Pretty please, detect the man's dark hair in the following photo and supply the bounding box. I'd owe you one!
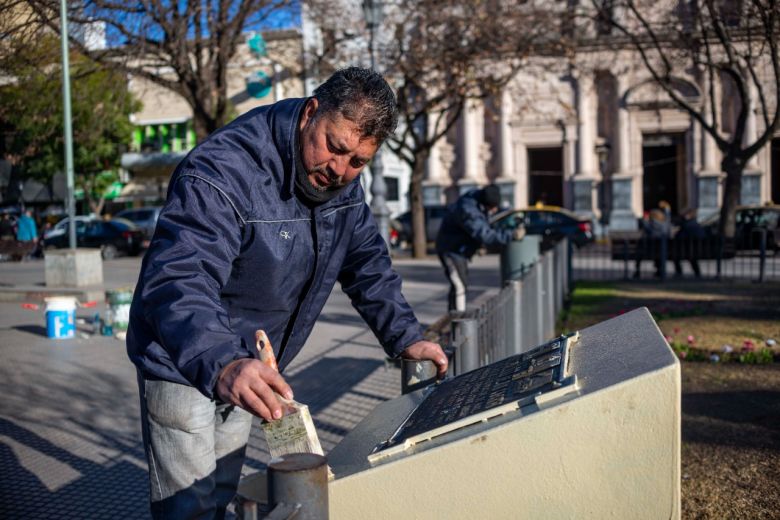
[313,67,398,143]
[479,184,502,209]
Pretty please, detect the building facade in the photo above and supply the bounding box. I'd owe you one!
[422,49,778,232]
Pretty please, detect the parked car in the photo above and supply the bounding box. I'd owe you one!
[43,215,94,243]
[491,205,594,248]
[701,205,780,252]
[45,218,145,259]
[389,205,448,248]
[115,206,163,241]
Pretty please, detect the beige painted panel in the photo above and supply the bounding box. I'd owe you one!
[330,366,680,519]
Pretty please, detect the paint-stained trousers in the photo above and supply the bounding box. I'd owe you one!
[438,252,469,312]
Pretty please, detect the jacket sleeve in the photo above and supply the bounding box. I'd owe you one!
[456,200,513,247]
[139,173,253,398]
[337,203,425,358]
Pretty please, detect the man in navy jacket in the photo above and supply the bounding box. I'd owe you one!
[435,185,523,312]
[127,67,447,518]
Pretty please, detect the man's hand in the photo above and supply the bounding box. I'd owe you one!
[216,358,294,422]
[512,225,526,241]
[401,340,449,378]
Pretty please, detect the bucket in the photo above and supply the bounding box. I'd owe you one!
[45,297,78,339]
[106,289,133,331]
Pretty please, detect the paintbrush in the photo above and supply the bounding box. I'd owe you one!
[255,330,327,464]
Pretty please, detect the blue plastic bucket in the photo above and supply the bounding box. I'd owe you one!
[45,297,77,339]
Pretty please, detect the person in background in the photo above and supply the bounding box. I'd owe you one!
[634,208,668,278]
[0,213,15,241]
[15,209,38,260]
[435,185,525,312]
[673,208,705,278]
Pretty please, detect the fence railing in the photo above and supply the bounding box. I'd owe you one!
[447,239,570,376]
[572,229,778,282]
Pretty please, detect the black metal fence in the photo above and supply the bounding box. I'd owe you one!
[448,239,570,375]
[572,229,778,282]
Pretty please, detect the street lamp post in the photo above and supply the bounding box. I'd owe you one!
[595,141,611,237]
[362,0,390,245]
[60,0,76,249]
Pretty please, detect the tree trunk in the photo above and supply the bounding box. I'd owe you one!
[718,157,743,238]
[410,149,430,259]
[192,108,219,143]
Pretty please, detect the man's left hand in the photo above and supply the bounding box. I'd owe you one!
[401,340,448,378]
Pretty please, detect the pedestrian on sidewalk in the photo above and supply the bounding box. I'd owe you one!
[15,209,38,260]
[127,67,448,519]
[435,185,525,312]
[634,208,669,278]
[673,208,705,278]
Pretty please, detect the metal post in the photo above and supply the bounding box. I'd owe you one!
[401,359,437,394]
[505,280,522,355]
[59,0,76,249]
[362,0,390,246]
[622,238,629,280]
[659,235,668,280]
[756,228,766,283]
[715,235,723,281]
[267,453,329,520]
[566,237,572,293]
[451,317,479,375]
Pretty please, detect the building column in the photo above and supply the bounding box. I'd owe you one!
[495,89,516,207]
[741,81,763,205]
[459,99,489,194]
[610,73,639,230]
[424,111,450,205]
[572,71,597,215]
[696,67,723,220]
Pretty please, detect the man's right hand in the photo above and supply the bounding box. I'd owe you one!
[215,358,294,422]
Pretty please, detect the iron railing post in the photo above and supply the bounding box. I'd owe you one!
[504,280,522,356]
[401,359,437,394]
[451,317,479,375]
[756,228,767,283]
[267,453,329,520]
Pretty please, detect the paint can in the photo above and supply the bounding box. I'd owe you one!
[44,297,78,339]
[105,289,133,331]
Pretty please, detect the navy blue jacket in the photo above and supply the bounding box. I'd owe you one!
[127,98,424,398]
[435,190,512,259]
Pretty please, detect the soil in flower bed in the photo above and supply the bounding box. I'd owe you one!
[681,362,780,519]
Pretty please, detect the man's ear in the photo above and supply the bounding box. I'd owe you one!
[299,98,319,131]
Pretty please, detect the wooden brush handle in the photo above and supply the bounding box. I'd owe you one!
[255,329,279,372]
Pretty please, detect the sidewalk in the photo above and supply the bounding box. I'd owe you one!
[0,253,501,518]
[0,257,142,303]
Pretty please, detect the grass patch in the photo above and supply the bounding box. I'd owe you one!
[559,280,780,363]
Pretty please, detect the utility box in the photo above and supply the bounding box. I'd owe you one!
[327,307,680,519]
[500,234,541,282]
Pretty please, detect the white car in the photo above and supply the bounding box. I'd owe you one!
[43,216,94,242]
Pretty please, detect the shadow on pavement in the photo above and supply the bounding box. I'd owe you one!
[0,418,149,518]
[12,325,48,337]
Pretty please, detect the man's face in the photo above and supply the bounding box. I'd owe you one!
[298,99,378,192]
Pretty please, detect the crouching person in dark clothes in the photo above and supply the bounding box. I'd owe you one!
[126,68,448,519]
[435,185,525,312]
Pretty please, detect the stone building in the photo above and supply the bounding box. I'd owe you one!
[302,1,779,231]
[420,18,779,232]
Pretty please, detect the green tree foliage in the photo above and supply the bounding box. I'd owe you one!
[0,35,140,211]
